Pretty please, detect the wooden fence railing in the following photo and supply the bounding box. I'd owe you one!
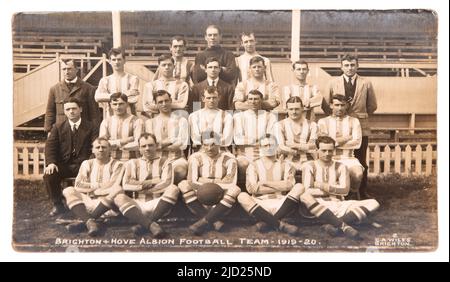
[13,141,437,180]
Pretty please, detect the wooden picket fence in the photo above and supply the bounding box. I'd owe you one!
[13,141,437,180]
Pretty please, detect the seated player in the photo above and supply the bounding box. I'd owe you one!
[237,134,302,236]
[233,56,280,111]
[189,86,233,151]
[317,94,364,198]
[62,137,124,237]
[300,136,380,238]
[113,133,180,237]
[178,132,241,235]
[145,90,188,184]
[274,96,318,174]
[99,92,143,161]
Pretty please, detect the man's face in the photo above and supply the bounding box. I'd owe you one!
[205,61,220,79]
[93,140,111,160]
[205,27,221,48]
[250,61,265,79]
[160,59,175,78]
[139,137,157,160]
[241,34,256,53]
[332,99,348,117]
[341,59,358,77]
[110,98,128,116]
[203,91,219,109]
[317,142,335,163]
[287,103,303,121]
[170,39,185,58]
[260,138,277,157]
[63,102,82,121]
[155,94,172,114]
[61,61,77,81]
[109,53,125,72]
[293,63,309,81]
[203,141,220,158]
[247,93,262,111]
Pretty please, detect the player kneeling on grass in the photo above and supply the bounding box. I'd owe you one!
[113,133,180,238]
[300,135,380,239]
[63,137,124,237]
[178,132,241,235]
[237,134,303,236]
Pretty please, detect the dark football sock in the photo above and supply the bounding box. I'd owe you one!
[308,202,343,228]
[186,200,208,217]
[151,199,174,222]
[274,196,298,220]
[341,207,370,224]
[205,203,230,223]
[123,206,152,228]
[251,206,280,229]
[90,202,110,219]
[70,203,90,221]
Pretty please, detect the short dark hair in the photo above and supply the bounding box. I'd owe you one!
[248,89,263,98]
[61,59,78,68]
[204,56,221,67]
[249,56,265,67]
[154,89,172,101]
[139,133,157,144]
[315,135,336,148]
[93,137,110,147]
[341,54,358,64]
[202,86,220,98]
[286,96,303,108]
[240,32,255,41]
[292,60,309,70]
[108,47,125,59]
[63,97,82,107]
[109,92,128,103]
[201,130,220,143]
[331,94,349,104]
[206,25,221,34]
[158,54,174,65]
[171,36,187,46]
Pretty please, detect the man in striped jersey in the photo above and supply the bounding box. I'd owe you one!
[95,47,139,117]
[189,86,233,152]
[280,60,324,121]
[233,56,280,111]
[62,137,124,236]
[99,93,143,161]
[143,54,189,116]
[113,133,180,237]
[145,90,188,184]
[317,94,364,198]
[237,134,301,236]
[274,96,318,175]
[178,132,240,235]
[300,136,379,238]
[233,90,278,189]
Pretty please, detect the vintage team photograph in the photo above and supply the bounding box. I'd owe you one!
[11,10,438,252]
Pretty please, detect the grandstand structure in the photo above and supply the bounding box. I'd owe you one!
[12,10,437,178]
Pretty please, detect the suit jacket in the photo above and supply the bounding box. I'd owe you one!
[45,119,99,167]
[190,79,235,112]
[326,74,377,136]
[44,78,101,132]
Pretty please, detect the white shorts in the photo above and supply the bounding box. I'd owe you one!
[317,198,374,218]
[135,198,162,217]
[254,194,287,215]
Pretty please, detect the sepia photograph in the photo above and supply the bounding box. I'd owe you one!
[7,6,444,256]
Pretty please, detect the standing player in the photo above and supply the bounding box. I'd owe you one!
[236,32,274,83]
[178,132,240,235]
[99,93,143,161]
[318,94,364,198]
[62,137,124,236]
[237,134,302,236]
[113,133,180,237]
[95,47,139,117]
[189,86,233,151]
[300,136,379,238]
[233,56,280,111]
[281,60,323,121]
[145,90,189,184]
[143,54,189,115]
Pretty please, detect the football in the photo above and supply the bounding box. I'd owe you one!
[197,183,225,206]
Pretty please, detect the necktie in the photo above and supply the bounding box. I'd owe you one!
[71,124,78,156]
[211,80,215,87]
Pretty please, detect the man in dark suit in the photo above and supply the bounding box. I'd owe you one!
[44,97,99,216]
[325,54,377,199]
[44,59,101,134]
[190,57,235,112]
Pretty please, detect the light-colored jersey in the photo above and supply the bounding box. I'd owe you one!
[236,53,273,83]
[189,108,233,147]
[95,73,139,117]
[233,79,280,109]
[281,84,323,120]
[145,113,189,161]
[246,158,296,195]
[143,78,189,113]
[75,158,124,191]
[153,57,193,84]
[99,114,143,160]
[302,160,350,199]
[233,110,277,160]
[122,157,172,189]
[317,115,362,158]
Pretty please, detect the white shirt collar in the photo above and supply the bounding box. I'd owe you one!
[207,78,219,86]
[344,74,356,84]
[65,77,78,84]
[68,118,81,130]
